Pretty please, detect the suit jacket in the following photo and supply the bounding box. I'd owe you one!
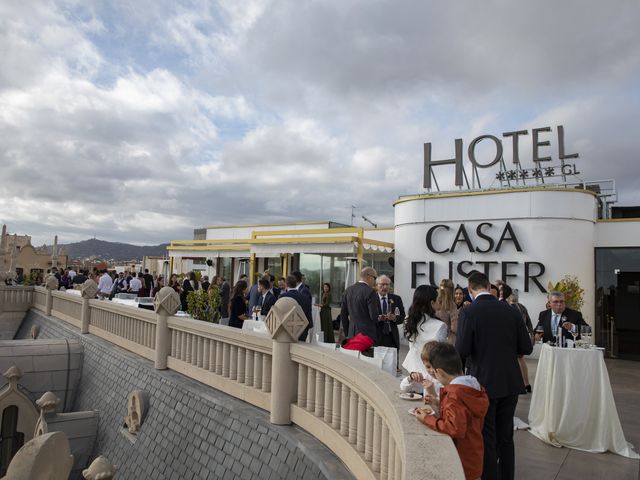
[535,307,586,343]
[298,284,312,303]
[279,289,312,341]
[260,291,277,317]
[455,294,533,399]
[375,292,406,348]
[340,282,379,344]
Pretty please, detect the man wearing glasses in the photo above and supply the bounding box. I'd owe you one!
[534,292,587,344]
[340,267,380,344]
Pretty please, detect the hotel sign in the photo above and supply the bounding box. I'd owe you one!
[410,222,547,293]
[423,125,579,189]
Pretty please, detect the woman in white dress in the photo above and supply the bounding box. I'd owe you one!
[402,285,448,376]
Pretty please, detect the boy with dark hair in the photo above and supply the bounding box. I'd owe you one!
[415,342,489,480]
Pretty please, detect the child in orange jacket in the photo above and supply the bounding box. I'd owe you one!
[415,342,489,480]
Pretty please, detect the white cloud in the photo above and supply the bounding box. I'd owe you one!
[1,0,639,248]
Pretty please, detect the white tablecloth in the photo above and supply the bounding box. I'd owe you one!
[528,344,639,458]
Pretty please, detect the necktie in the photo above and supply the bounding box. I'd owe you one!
[260,294,265,306]
[552,314,559,333]
[382,297,388,314]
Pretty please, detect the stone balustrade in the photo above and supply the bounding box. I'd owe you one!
[4,285,465,480]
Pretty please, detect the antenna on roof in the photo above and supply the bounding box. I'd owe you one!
[361,216,377,228]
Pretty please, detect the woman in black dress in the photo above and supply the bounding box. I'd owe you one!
[319,282,335,343]
[229,280,249,328]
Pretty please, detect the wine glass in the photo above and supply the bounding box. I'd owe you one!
[570,326,579,348]
[534,325,545,344]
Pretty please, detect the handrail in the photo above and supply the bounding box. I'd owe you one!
[1,285,465,480]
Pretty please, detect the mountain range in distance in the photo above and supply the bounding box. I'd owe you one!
[44,238,169,261]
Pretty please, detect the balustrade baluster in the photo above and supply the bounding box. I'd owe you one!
[332,382,341,429]
[245,350,254,385]
[380,424,389,479]
[297,365,308,406]
[170,330,177,357]
[394,447,401,480]
[237,347,245,383]
[254,352,263,389]
[229,345,238,379]
[197,337,204,368]
[340,385,350,436]
[214,341,222,374]
[356,396,366,452]
[348,390,358,444]
[181,331,188,361]
[261,355,271,392]
[323,375,333,424]
[373,413,382,472]
[176,331,182,359]
[208,339,216,372]
[222,343,230,377]
[314,372,324,418]
[365,404,374,461]
[185,333,193,364]
[388,438,396,480]
[202,338,210,370]
[191,335,198,366]
[306,369,316,412]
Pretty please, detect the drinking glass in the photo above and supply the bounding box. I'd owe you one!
[580,325,592,347]
[535,326,545,344]
[571,327,579,348]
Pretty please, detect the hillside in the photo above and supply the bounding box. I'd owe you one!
[46,238,168,261]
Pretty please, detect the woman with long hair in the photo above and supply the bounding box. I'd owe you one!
[180,271,200,311]
[435,278,458,344]
[319,282,335,343]
[454,285,466,309]
[401,285,448,375]
[228,280,249,328]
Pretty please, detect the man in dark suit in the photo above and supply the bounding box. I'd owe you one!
[258,277,277,317]
[292,271,312,303]
[456,271,532,480]
[376,275,406,374]
[279,275,312,341]
[374,275,405,349]
[534,291,587,345]
[340,267,380,344]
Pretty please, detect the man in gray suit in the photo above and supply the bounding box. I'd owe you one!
[340,267,380,344]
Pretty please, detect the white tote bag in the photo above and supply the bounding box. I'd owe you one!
[374,346,397,375]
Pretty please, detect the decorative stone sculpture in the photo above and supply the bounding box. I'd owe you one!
[0,366,39,444]
[34,392,61,437]
[3,431,73,480]
[44,273,59,291]
[81,279,99,299]
[265,297,309,342]
[153,286,180,316]
[123,390,146,434]
[83,455,117,480]
[31,324,40,339]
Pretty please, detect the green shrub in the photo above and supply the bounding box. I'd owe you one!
[186,285,221,323]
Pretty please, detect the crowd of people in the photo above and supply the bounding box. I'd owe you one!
[35,262,589,479]
[340,266,586,480]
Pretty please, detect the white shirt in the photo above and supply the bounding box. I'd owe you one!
[401,314,448,375]
[129,277,142,292]
[68,269,76,279]
[98,273,113,294]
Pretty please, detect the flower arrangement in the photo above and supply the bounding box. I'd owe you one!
[547,275,585,311]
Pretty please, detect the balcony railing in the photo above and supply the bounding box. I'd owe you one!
[7,285,464,480]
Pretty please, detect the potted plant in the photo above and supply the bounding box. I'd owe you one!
[547,275,585,311]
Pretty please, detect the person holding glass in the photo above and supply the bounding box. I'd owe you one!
[534,291,587,346]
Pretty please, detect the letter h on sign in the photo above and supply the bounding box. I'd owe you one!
[423,140,464,189]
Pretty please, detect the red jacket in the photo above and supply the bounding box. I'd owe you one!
[422,381,489,480]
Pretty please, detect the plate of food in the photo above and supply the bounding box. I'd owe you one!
[408,406,433,416]
[399,392,423,401]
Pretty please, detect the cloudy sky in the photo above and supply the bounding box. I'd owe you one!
[1,1,639,246]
